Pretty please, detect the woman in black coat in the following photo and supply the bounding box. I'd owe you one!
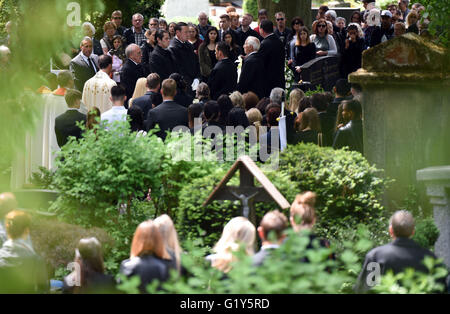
[342,24,365,78]
[291,26,316,82]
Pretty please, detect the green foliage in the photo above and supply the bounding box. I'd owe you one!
[373,256,448,294]
[243,0,258,19]
[50,121,166,227]
[421,0,450,47]
[30,167,55,189]
[30,216,113,274]
[278,143,390,227]
[412,218,440,251]
[305,85,325,97]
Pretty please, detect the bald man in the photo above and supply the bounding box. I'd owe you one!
[355,210,446,293]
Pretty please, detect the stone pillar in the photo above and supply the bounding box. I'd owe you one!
[349,33,450,205]
[417,166,450,268]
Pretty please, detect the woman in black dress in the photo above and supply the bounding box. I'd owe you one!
[291,26,316,82]
[292,107,321,146]
[223,30,242,63]
[342,24,365,78]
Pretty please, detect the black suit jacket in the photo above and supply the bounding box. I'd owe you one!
[258,33,286,97]
[150,45,176,81]
[237,52,265,99]
[332,119,363,154]
[93,38,103,56]
[207,58,237,100]
[120,59,147,107]
[120,255,168,294]
[54,109,87,147]
[355,238,446,293]
[236,27,261,47]
[70,54,99,92]
[146,100,189,140]
[132,91,163,119]
[169,38,200,86]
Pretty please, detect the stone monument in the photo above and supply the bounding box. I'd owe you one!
[349,33,450,206]
[417,166,450,268]
[161,0,210,20]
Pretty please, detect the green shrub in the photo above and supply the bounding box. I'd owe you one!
[50,122,166,228]
[277,143,390,228]
[412,218,440,250]
[30,216,113,274]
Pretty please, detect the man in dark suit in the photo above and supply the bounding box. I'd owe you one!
[150,30,176,81]
[146,78,188,140]
[237,36,264,99]
[236,13,261,47]
[120,43,146,108]
[274,11,292,48]
[253,210,288,267]
[258,20,286,97]
[169,22,200,88]
[54,89,87,147]
[123,13,147,47]
[218,14,238,43]
[69,37,99,92]
[207,42,237,100]
[355,210,448,293]
[333,99,363,154]
[132,73,162,119]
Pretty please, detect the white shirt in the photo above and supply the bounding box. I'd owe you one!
[101,106,127,125]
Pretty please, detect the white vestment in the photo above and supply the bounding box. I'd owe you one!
[82,70,117,114]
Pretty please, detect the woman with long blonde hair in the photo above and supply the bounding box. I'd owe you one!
[128,77,147,108]
[207,217,256,273]
[154,214,182,273]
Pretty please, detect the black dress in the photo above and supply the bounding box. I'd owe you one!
[292,43,316,81]
[342,38,365,78]
[208,48,217,69]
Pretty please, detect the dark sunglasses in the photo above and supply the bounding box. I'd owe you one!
[293,21,302,25]
[112,17,122,20]
[276,18,285,21]
[318,24,326,28]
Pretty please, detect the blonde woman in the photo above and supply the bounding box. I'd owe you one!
[229,91,244,109]
[154,214,182,273]
[128,77,147,108]
[287,88,305,114]
[246,108,263,141]
[207,217,256,273]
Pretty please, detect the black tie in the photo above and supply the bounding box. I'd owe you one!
[87,57,97,73]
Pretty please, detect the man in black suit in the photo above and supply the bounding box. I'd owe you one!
[236,13,261,47]
[70,37,99,92]
[54,89,86,147]
[237,36,265,99]
[146,78,188,140]
[123,13,147,47]
[258,20,286,97]
[120,43,146,108]
[169,22,200,88]
[218,14,238,43]
[207,42,237,100]
[253,210,288,267]
[132,73,163,119]
[355,210,448,293]
[333,99,363,154]
[150,30,176,81]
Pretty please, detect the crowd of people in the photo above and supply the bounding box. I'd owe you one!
[0,191,447,293]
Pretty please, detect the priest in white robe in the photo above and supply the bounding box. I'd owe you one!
[82,54,117,114]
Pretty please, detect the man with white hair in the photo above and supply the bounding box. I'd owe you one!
[120,43,146,107]
[82,22,103,56]
[197,12,210,40]
[237,36,264,99]
[70,37,99,92]
[355,210,447,293]
[123,13,147,47]
[325,10,340,34]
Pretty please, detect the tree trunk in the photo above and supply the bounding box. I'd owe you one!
[257,0,312,29]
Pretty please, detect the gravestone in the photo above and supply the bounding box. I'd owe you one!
[417,166,450,268]
[161,0,210,19]
[299,56,340,91]
[349,33,450,206]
